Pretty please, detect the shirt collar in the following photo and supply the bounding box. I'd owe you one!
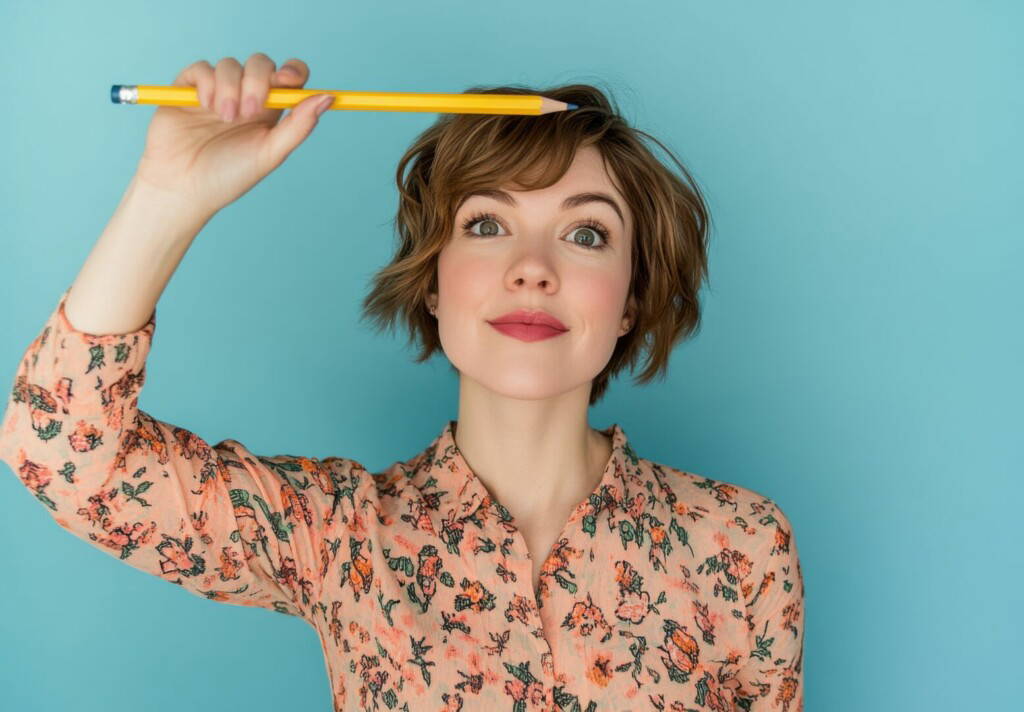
[409,419,640,540]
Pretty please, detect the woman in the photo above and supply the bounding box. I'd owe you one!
[0,53,803,710]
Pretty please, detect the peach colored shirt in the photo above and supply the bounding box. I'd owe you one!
[0,288,804,711]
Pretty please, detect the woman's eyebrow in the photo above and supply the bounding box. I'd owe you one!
[459,188,625,228]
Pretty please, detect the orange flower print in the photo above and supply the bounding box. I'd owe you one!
[776,672,801,711]
[67,419,103,453]
[13,456,53,495]
[774,522,792,555]
[613,559,639,589]
[504,593,535,626]
[52,376,72,410]
[281,482,313,526]
[724,548,754,585]
[585,651,614,688]
[714,483,739,510]
[74,486,115,527]
[658,619,700,683]
[215,543,245,582]
[342,536,374,601]
[614,587,651,625]
[692,600,717,645]
[155,534,203,577]
[18,377,57,416]
[502,663,547,709]
[93,518,157,560]
[232,501,262,545]
[693,670,734,712]
[779,599,803,639]
[747,568,777,609]
[309,460,337,498]
[356,653,391,710]
[412,543,444,609]
[562,592,613,641]
[455,578,496,613]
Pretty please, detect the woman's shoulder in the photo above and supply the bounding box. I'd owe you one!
[638,455,798,549]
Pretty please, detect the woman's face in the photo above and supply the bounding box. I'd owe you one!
[429,145,637,401]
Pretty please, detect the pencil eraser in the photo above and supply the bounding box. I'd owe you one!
[111,85,123,103]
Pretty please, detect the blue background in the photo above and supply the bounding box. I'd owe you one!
[1,1,1020,710]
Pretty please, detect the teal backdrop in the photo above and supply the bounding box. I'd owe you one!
[1,1,1020,710]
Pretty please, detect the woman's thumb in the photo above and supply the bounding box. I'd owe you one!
[263,94,333,168]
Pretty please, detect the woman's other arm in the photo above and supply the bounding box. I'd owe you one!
[728,499,805,710]
[0,287,366,621]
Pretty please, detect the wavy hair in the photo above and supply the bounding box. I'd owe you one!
[360,82,713,406]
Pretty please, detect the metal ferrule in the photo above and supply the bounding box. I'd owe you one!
[111,85,139,104]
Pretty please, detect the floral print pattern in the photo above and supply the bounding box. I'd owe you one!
[0,287,804,710]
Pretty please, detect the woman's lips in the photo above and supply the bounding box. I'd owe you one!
[488,322,568,342]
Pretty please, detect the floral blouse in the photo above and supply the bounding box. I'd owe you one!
[0,287,804,711]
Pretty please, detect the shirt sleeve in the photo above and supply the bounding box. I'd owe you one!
[0,287,354,625]
[729,497,805,711]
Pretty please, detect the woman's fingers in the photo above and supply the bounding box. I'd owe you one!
[274,58,310,87]
[213,56,243,121]
[171,59,215,111]
[239,53,277,119]
[170,55,310,119]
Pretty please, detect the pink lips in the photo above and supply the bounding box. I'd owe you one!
[489,308,567,331]
[489,322,567,342]
[487,308,569,343]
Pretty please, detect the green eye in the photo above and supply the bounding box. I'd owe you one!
[460,211,610,251]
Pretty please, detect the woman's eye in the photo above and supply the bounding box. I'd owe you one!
[567,226,607,250]
[469,217,502,236]
[461,213,610,251]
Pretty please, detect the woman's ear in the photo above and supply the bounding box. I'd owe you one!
[427,292,438,317]
[620,293,638,335]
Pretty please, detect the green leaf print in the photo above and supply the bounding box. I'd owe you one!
[250,492,292,542]
[619,520,636,548]
[86,344,105,372]
[36,418,62,442]
[58,461,75,484]
[121,479,153,507]
[384,547,415,577]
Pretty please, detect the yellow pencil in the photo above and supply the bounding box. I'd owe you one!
[110,85,578,115]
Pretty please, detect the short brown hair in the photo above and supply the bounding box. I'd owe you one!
[359,82,713,406]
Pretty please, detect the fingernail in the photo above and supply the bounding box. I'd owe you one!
[315,95,333,117]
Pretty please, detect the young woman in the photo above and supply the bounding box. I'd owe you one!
[0,53,803,711]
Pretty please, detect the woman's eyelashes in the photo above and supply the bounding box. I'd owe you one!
[459,210,611,251]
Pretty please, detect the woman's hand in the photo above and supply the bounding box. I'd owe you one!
[132,53,333,219]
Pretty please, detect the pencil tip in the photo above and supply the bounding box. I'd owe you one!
[567,103,578,110]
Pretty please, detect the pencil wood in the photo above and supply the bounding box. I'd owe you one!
[111,85,574,115]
